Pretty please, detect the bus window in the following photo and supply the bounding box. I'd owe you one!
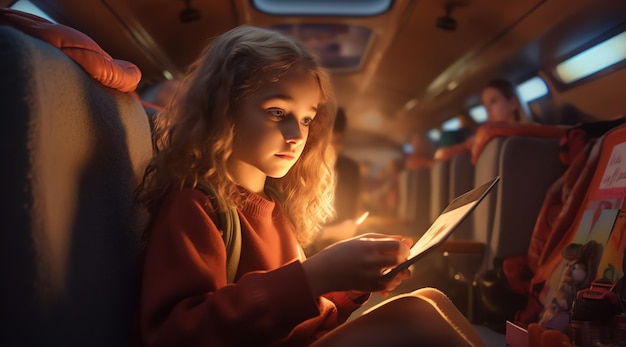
[556,30,626,84]
[10,0,56,22]
[517,76,549,104]
[469,105,488,124]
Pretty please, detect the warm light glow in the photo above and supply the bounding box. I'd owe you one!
[404,98,419,111]
[359,110,384,128]
[163,70,174,80]
[556,31,626,84]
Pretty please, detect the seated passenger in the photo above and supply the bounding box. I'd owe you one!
[404,132,436,170]
[480,78,524,124]
[132,25,484,347]
[435,112,478,160]
[435,78,523,160]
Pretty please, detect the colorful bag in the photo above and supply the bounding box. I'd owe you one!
[516,123,626,331]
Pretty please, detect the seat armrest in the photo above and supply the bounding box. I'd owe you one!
[436,239,485,254]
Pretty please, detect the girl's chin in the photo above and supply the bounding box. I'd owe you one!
[267,171,290,179]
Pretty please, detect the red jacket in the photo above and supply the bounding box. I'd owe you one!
[134,188,364,346]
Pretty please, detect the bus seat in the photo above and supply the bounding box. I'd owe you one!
[430,158,450,223]
[472,124,567,272]
[449,150,475,240]
[429,142,476,244]
[397,167,432,238]
[431,141,473,223]
[0,17,153,347]
[485,136,565,264]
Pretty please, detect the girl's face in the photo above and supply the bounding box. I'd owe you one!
[231,67,321,188]
[481,87,519,123]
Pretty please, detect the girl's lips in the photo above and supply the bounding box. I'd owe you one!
[275,153,295,160]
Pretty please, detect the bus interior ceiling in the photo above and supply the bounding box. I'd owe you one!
[26,0,626,168]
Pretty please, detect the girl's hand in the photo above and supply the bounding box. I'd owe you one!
[302,233,413,297]
[379,266,411,297]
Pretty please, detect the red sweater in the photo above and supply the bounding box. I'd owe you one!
[135,188,364,346]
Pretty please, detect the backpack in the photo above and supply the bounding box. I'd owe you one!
[194,181,287,283]
[195,180,241,283]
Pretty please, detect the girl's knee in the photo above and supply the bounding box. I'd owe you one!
[410,286,449,299]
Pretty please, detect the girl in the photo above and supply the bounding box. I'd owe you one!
[134,25,484,347]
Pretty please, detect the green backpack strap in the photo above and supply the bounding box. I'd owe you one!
[195,181,241,284]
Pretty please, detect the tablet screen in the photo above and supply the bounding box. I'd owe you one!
[406,202,475,260]
[381,176,499,279]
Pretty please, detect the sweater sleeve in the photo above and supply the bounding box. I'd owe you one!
[323,291,371,323]
[138,189,320,347]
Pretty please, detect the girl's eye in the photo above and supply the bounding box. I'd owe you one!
[268,108,284,119]
[301,117,314,126]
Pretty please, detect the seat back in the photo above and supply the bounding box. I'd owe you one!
[0,25,152,346]
[397,167,432,237]
[487,137,565,261]
[472,124,566,271]
[448,150,475,239]
[430,159,450,222]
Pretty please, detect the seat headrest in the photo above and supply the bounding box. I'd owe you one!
[0,23,152,345]
[434,142,471,162]
[471,122,567,164]
[0,8,141,92]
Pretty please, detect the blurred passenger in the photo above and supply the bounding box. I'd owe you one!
[481,78,524,123]
[435,79,522,160]
[369,158,405,216]
[437,112,479,149]
[133,25,484,347]
[434,113,479,160]
[404,132,435,170]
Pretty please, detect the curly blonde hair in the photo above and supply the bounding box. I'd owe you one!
[136,25,336,246]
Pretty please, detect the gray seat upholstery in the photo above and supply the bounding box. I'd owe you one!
[430,159,450,223]
[397,167,431,237]
[473,135,566,271]
[448,150,475,239]
[429,150,474,239]
[0,26,152,346]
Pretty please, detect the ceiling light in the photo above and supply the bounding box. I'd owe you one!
[404,98,419,111]
[446,80,459,90]
[436,3,457,32]
[179,0,200,23]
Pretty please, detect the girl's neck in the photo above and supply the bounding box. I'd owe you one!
[230,160,268,198]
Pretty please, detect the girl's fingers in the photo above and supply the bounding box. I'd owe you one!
[358,233,405,241]
[401,237,414,248]
[378,268,412,296]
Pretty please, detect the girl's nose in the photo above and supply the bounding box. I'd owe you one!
[282,118,305,144]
